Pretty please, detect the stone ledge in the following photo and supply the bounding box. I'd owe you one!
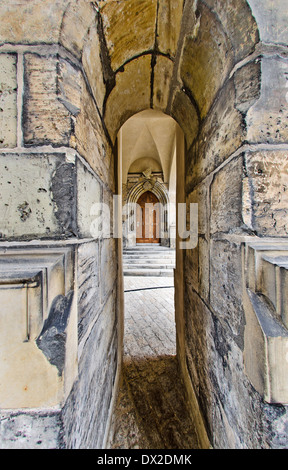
[0,246,77,409]
[243,240,288,404]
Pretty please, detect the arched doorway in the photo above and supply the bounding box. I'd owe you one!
[136,191,160,244]
[3,0,288,452]
[120,109,176,248]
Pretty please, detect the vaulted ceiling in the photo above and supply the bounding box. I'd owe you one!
[0,0,263,150]
[120,110,177,185]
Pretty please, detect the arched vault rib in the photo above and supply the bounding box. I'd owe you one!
[55,0,261,151]
[55,0,261,154]
[126,179,169,207]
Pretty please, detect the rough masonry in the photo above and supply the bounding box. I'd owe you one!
[0,0,288,449]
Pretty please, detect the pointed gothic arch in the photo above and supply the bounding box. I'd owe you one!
[123,177,172,247]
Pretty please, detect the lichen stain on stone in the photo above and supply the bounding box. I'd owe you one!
[17,201,32,222]
[50,162,77,237]
[36,291,74,376]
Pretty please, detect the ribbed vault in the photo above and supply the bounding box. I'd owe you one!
[0,0,262,149]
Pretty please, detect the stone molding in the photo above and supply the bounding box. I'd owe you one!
[0,245,77,409]
[243,239,288,404]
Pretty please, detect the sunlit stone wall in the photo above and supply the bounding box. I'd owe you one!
[0,0,288,449]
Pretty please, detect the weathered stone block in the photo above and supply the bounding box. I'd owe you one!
[0,410,62,449]
[203,0,259,62]
[210,156,244,234]
[184,272,269,449]
[244,151,288,237]
[0,152,105,240]
[23,54,71,146]
[101,0,157,71]
[234,60,261,114]
[157,0,184,58]
[0,53,17,148]
[198,237,210,302]
[186,181,209,236]
[77,241,100,344]
[73,82,114,191]
[185,182,210,301]
[184,280,215,433]
[153,55,174,112]
[57,58,82,117]
[76,159,102,238]
[103,187,114,239]
[37,291,74,376]
[59,2,96,60]
[246,57,288,144]
[51,159,77,237]
[100,238,117,303]
[185,245,199,292]
[170,88,199,149]
[248,0,288,44]
[82,21,106,114]
[0,2,65,44]
[62,290,118,449]
[186,79,244,189]
[0,153,66,239]
[210,239,245,340]
[179,3,234,119]
[185,239,208,302]
[104,55,151,143]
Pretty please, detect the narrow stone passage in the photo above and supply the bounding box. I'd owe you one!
[108,276,200,449]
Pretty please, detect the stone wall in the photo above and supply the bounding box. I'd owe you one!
[0,0,288,449]
[0,2,119,449]
[179,0,288,449]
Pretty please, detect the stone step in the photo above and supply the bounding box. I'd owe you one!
[124,249,174,252]
[124,256,175,262]
[124,264,175,271]
[123,253,176,259]
[123,268,174,277]
[123,247,175,277]
[123,258,175,265]
[123,253,175,259]
[124,248,175,252]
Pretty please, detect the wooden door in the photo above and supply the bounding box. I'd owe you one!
[136,191,160,243]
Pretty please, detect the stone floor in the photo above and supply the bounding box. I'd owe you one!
[107,276,200,450]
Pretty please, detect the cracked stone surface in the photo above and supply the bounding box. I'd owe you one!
[108,276,200,449]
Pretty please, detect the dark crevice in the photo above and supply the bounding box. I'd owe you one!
[125,286,174,293]
[94,6,116,118]
[58,2,72,53]
[166,0,194,114]
[150,0,160,109]
[180,84,202,154]
[115,50,173,75]
[150,54,157,109]
[181,85,202,128]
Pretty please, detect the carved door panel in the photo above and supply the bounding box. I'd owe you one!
[136,191,160,243]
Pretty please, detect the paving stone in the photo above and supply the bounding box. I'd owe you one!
[108,276,200,449]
